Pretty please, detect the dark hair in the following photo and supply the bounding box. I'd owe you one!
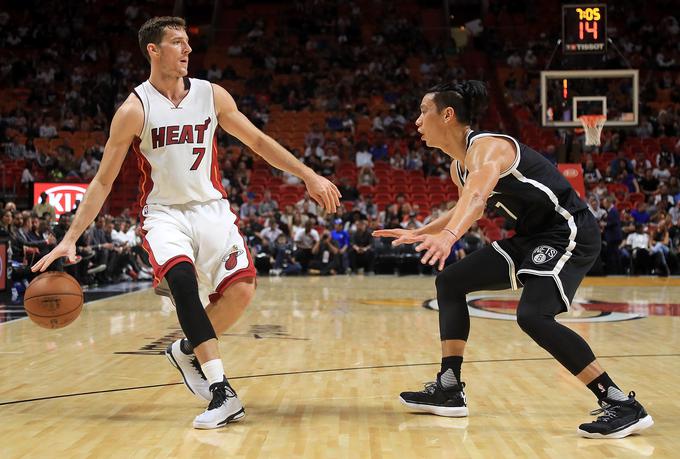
[138,16,186,63]
[427,80,488,125]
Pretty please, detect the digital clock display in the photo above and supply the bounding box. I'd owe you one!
[562,4,607,54]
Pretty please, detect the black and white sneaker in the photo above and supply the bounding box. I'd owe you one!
[193,377,245,429]
[399,381,468,417]
[578,391,653,439]
[165,339,211,401]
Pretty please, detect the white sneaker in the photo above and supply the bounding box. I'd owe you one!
[165,339,211,401]
[193,377,246,429]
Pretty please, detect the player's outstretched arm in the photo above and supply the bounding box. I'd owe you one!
[373,163,464,245]
[212,83,341,213]
[32,95,143,272]
[413,137,511,270]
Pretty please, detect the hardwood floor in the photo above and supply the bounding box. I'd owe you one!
[1,275,677,458]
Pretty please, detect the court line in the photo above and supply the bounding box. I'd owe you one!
[1,353,678,407]
[0,286,152,327]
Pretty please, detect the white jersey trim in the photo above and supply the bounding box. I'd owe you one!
[132,87,150,139]
[517,269,571,311]
[492,241,518,290]
[458,131,521,185]
[467,132,521,178]
[511,167,577,311]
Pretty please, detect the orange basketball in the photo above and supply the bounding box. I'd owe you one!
[24,272,84,329]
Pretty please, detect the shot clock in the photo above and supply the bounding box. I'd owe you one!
[562,4,607,54]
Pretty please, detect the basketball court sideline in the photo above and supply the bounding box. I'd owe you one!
[1,275,678,458]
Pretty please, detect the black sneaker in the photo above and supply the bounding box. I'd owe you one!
[399,381,468,417]
[578,391,654,439]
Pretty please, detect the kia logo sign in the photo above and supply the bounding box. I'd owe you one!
[33,183,90,217]
[562,168,579,178]
[557,164,585,199]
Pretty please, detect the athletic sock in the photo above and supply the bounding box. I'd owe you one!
[201,359,225,386]
[180,338,194,355]
[440,356,463,389]
[586,372,627,401]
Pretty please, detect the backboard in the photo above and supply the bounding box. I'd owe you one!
[540,69,638,127]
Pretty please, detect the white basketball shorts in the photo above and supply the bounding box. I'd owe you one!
[140,199,256,303]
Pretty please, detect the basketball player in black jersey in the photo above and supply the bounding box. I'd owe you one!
[374,81,653,439]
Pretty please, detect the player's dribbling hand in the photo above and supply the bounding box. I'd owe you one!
[372,228,421,246]
[413,231,458,271]
[304,175,342,213]
[31,240,77,273]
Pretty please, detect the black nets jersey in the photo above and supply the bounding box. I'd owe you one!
[454,130,588,236]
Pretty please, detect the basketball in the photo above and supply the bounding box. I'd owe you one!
[24,272,84,329]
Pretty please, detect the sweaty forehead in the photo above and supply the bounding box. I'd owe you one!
[421,93,436,107]
[162,27,188,42]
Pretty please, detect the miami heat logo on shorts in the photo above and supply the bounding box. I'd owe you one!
[222,245,244,270]
[531,245,557,264]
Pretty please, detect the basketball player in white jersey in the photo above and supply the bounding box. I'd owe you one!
[32,16,341,429]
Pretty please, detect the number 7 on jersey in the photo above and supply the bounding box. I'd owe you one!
[190,147,205,170]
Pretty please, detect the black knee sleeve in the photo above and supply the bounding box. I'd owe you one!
[165,262,216,348]
[517,276,596,375]
[436,246,514,341]
[435,270,470,341]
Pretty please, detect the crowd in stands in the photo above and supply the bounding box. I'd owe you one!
[1,195,154,303]
[584,148,680,276]
[1,1,679,303]
[483,0,680,276]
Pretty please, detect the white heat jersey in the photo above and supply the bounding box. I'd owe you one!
[132,78,226,206]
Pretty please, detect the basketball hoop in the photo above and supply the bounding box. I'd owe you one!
[578,115,607,146]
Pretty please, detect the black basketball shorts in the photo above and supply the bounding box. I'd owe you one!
[491,210,601,312]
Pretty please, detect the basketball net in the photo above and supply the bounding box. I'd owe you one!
[579,114,607,146]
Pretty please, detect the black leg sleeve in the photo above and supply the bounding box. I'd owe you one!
[436,245,513,341]
[516,276,596,375]
[165,261,216,348]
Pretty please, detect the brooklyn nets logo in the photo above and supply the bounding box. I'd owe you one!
[531,245,558,264]
[423,294,654,323]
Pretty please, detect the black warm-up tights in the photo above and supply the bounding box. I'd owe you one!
[436,246,597,375]
[165,262,216,348]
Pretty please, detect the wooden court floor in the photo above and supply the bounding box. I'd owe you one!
[1,275,679,458]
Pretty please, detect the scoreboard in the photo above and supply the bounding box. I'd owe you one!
[562,4,607,54]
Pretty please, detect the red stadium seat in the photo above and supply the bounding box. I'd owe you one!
[485,228,503,242]
[427,182,448,193]
[358,185,375,195]
[410,192,429,202]
[429,193,447,204]
[280,184,304,193]
[375,184,396,194]
[409,185,427,193]
[373,193,394,205]
[477,217,493,229]
[628,192,645,204]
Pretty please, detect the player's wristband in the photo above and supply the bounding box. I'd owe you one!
[444,228,458,239]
